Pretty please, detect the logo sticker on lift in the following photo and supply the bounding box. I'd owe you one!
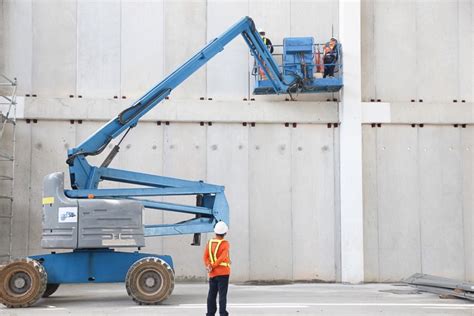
[58,207,78,223]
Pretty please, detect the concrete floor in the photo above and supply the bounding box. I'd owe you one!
[1,283,474,315]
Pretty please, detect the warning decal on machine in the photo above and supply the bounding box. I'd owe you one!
[42,197,54,205]
[58,207,78,223]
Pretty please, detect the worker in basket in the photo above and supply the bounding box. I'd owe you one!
[323,37,339,78]
[258,29,274,80]
[204,221,231,316]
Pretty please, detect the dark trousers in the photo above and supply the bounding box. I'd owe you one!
[324,65,335,78]
[206,275,229,316]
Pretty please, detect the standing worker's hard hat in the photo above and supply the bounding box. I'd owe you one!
[258,28,265,35]
[214,221,229,234]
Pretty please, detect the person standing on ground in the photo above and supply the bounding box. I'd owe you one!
[204,221,231,316]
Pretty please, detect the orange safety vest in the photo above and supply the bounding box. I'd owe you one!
[258,36,269,80]
[208,239,231,267]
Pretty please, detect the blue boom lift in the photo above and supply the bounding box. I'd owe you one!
[0,16,343,308]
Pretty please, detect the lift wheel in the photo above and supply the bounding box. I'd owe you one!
[0,258,47,308]
[125,257,174,305]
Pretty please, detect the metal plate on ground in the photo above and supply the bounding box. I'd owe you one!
[405,273,474,292]
[405,273,474,301]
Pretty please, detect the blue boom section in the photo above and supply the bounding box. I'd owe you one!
[64,16,295,237]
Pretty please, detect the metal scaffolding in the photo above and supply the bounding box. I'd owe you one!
[0,74,17,263]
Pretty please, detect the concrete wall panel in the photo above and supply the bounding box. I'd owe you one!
[0,122,14,218]
[362,125,379,281]
[249,0,290,50]
[8,118,473,282]
[164,0,206,100]
[288,0,339,103]
[77,1,121,98]
[32,0,76,97]
[114,123,165,255]
[206,0,249,100]
[3,0,473,283]
[373,1,416,102]
[0,122,14,260]
[361,0,375,101]
[121,0,164,99]
[74,121,110,170]
[0,1,5,74]
[376,125,421,281]
[291,124,336,280]
[363,0,471,103]
[416,0,458,103]
[249,0,290,102]
[333,126,341,282]
[207,123,250,281]
[29,121,75,255]
[290,0,338,40]
[3,0,32,95]
[162,123,207,280]
[10,121,31,258]
[462,126,473,280]
[418,126,464,278]
[458,0,472,102]
[248,124,292,280]
[364,124,473,281]
[0,218,10,261]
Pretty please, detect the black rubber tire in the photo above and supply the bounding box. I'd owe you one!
[42,283,60,298]
[125,257,174,305]
[0,258,47,308]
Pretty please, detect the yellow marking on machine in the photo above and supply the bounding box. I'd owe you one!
[42,197,54,205]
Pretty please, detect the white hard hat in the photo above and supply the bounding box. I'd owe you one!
[258,28,265,34]
[214,221,228,234]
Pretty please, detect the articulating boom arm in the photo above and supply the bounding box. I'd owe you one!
[65,16,289,237]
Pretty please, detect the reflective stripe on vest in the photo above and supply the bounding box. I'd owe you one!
[208,239,230,267]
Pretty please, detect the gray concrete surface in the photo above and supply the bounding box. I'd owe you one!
[2,0,339,101]
[5,117,472,283]
[6,0,471,102]
[1,283,474,315]
[20,98,340,123]
[0,121,13,260]
[363,125,473,282]
[361,0,473,103]
[7,119,340,282]
[1,0,473,284]
[32,0,76,98]
[0,0,4,75]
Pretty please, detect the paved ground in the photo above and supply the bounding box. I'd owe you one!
[1,282,474,315]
